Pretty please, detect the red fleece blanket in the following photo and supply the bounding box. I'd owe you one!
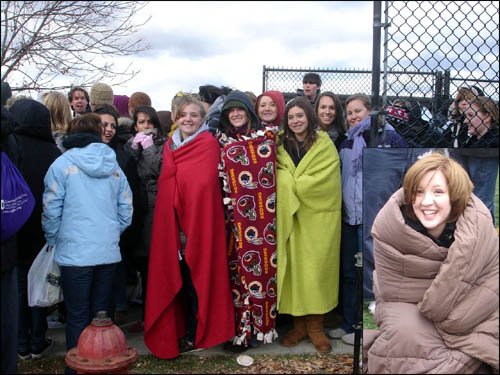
[144,131,235,359]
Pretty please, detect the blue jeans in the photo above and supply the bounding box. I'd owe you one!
[2,267,18,374]
[362,148,432,301]
[17,264,48,354]
[448,152,498,227]
[340,223,362,334]
[60,263,117,352]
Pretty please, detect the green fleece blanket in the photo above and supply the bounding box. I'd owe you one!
[276,131,341,315]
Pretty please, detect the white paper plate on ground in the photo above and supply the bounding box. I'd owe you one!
[237,354,254,367]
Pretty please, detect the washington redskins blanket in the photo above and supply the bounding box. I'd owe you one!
[218,126,280,346]
[144,131,235,359]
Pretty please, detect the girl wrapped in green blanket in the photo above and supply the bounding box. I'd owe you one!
[276,97,342,353]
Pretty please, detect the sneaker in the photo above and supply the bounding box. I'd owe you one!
[328,327,347,339]
[17,351,31,360]
[179,337,204,355]
[341,332,362,346]
[368,301,376,315]
[127,321,144,333]
[31,338,54,359]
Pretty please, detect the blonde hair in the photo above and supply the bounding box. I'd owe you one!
[402,152,474,222]
[171,94,206,122]
[42,91,72,133]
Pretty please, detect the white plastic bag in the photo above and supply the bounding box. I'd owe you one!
[28,243,63,307]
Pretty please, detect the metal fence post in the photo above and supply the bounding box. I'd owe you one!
[262,65,267,93]
[433,71,443,117]
[370,1,383,147]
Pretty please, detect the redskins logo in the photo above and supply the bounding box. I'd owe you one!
[242,250,262,276]
[238,171,258,189]
[253,304,263,327]
[265,192,275,213]
[258,162,275,188]
[227,145,249,165]
[248,280,266,299]
[263,219,276,245]
[232,289,243,308]
[266,277,277,297]
[270,251,277,268]
[237,195,257,221]
[228,260,239,285]
[270,303,277,319]
[257,140,273,158]
[244,226,263,245]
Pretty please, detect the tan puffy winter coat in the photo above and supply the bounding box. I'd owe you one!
[365,188,499,374]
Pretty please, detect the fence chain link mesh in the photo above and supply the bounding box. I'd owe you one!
[382,0,498,147]
[262,1,498,147]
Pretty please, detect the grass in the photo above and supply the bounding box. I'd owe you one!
[363,301,378,331]
[18,353,354,374]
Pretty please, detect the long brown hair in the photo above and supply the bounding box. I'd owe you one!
[315,91,346,135]
[278,96,318,152]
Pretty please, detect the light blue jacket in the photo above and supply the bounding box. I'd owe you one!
[42,142,133,267]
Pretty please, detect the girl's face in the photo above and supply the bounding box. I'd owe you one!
[317,96,336,128]
[228,107,248,129]
[412,169,451,239]
[287,106,308,141]
[346,99,370,128]
[135,112,154,133]
[463,102,491,139]
[177,103,203,141]
[99,114,116,144]
[258,96,278,123]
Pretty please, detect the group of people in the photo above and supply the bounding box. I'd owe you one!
[1,72,498,375]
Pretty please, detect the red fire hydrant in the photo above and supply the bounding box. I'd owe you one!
[65,311,138,374]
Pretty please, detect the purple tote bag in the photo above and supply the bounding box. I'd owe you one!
[1,151,35,242]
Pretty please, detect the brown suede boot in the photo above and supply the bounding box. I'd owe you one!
[306,314,332,353]
[281,315,307,347]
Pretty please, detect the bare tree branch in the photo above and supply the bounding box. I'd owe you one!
[1,0,151,93]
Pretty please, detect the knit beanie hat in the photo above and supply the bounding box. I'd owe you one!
[90,83,114,106]
[113,95,130,117]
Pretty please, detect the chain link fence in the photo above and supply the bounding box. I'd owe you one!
[263,1,499,147]
[380,0,499,147]
[262,67,374,104]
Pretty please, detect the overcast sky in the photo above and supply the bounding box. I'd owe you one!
[111,1,374,111]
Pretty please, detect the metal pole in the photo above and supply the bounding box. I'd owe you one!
[353,252,363,374]
[370,1,383,147]
[434,71,443,117]
[380,0,391,145]
[262,65,266,93]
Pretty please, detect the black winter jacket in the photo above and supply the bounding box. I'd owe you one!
[9,99,61,267]
[1,106,21,273]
